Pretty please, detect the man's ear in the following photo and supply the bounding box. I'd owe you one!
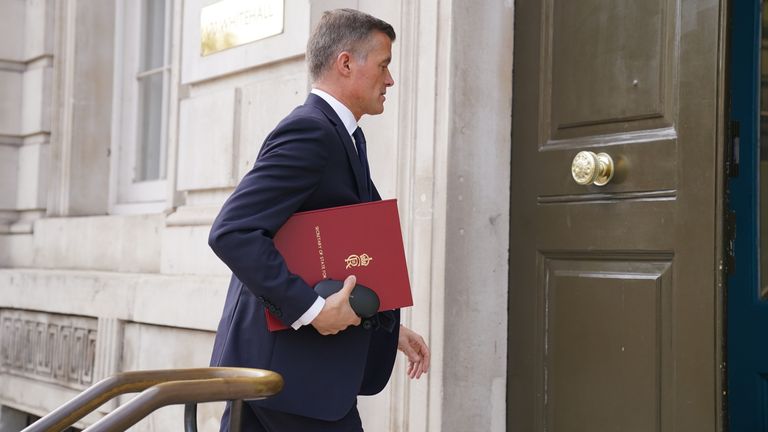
[335,51,353,77]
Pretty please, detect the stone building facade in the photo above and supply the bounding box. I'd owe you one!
[0,0,512,431]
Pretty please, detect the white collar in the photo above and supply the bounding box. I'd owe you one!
[310,88,358,136]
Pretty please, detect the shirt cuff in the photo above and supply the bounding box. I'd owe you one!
[291,296,325,329]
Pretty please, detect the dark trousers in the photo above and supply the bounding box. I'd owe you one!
[220,401,364,432]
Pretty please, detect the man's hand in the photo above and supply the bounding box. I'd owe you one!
[398,325,430,379]
[311,275,362,335]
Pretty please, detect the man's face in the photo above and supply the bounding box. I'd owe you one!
[348,31,394,119]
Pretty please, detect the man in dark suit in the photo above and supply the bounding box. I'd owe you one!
[208,9,430,432]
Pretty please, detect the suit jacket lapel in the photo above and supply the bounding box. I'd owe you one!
[305,94,368,201]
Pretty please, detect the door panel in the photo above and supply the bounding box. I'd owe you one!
[543,256,672,431]
[544,0,675,142]
[509,0,724,430]
[537,138,678,201]
[550,0,674,136]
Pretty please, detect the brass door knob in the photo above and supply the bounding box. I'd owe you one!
[571,151,614,186]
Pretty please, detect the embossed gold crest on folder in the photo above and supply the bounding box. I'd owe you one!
[200,0,284,56]
[345,254,373,269]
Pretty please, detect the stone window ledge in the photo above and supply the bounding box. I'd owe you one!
[0,269,228,332]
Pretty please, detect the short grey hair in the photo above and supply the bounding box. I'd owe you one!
[307,9,396,82]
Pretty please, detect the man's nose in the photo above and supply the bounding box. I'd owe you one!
[386,70,394,87]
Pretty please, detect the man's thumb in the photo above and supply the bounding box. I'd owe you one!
[340,275,357,296]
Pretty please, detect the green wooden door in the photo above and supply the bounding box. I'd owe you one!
[508,0,726,430]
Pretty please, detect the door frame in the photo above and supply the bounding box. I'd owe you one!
[726,0,765,429]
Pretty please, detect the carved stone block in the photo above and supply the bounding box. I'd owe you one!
[0,309,97,390]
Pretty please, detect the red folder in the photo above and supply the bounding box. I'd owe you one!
[266,199,413,331]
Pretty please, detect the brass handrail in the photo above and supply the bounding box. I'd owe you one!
[22,367,283,432]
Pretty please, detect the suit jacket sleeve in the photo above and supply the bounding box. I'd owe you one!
[208,114,333,325]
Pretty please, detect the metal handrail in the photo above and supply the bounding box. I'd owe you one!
[22,367,283,432]
[183,399,244,432]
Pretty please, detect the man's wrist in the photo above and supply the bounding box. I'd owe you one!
[291,296,325,329]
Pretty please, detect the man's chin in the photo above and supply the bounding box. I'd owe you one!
[364,106,385,117]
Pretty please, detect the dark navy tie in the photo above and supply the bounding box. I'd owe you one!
[353,127,397,332]
[353,127,372,200]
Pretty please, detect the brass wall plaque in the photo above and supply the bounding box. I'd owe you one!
[200,0,284,56]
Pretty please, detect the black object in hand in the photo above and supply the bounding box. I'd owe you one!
[314,279,380,318]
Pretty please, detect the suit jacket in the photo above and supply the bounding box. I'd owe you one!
[208,93,400,421]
